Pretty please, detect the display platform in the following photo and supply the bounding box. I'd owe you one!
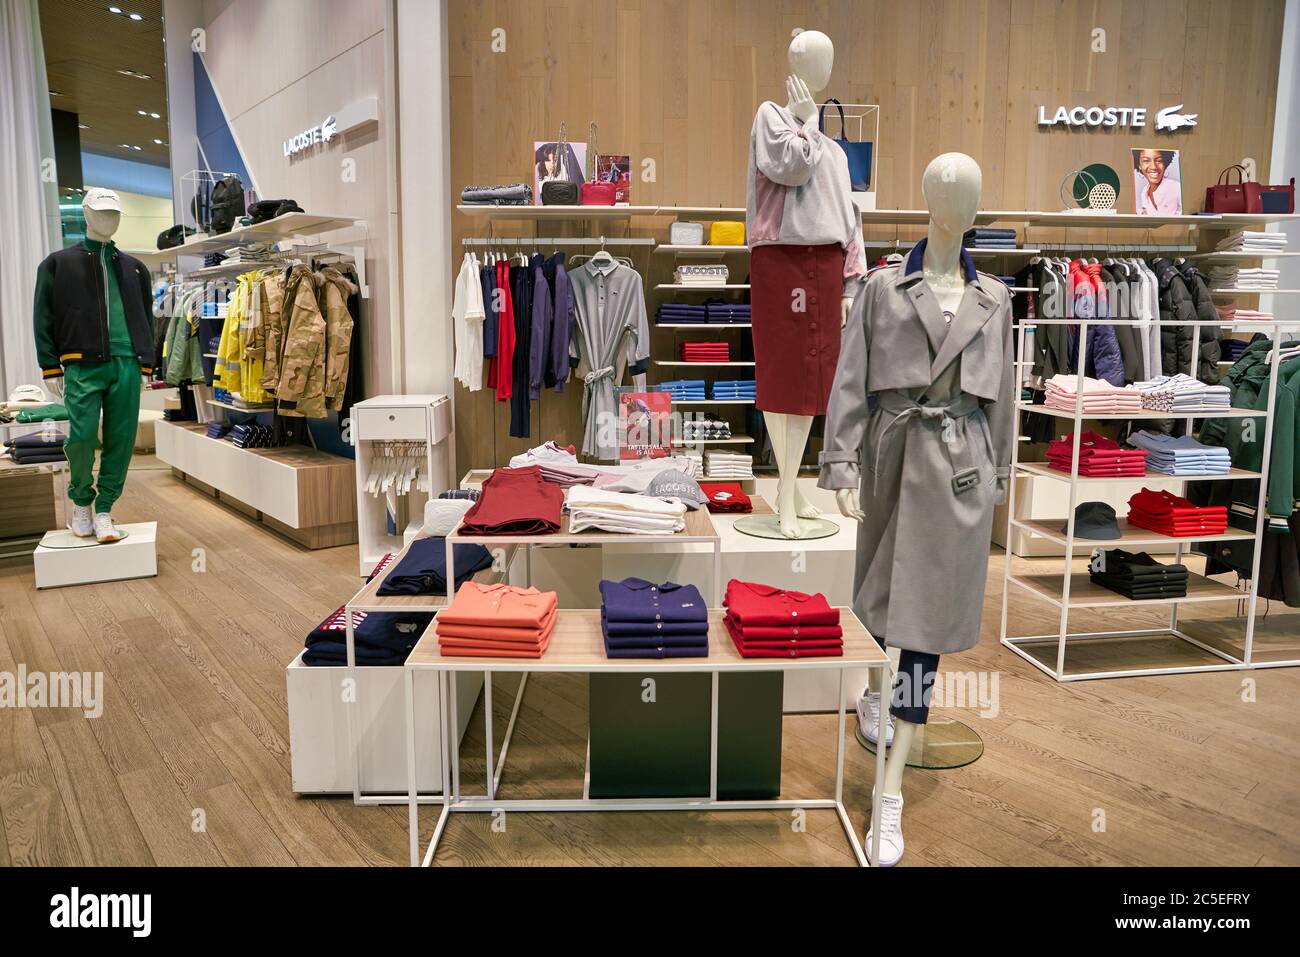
[403,607,893,867]
[733,513,839,540]
[34,521,157,588]
[856,716,985,770]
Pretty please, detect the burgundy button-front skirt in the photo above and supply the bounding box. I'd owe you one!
[750,242,846,415]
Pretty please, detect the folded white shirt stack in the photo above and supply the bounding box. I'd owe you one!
[591,455,703,494]
[705,450,754,478]
[564,485,687,534]
[1043,374,1143,413]
[1134,373,1231,412]
[1215,230,1288,253]
[1211,266,1280,291]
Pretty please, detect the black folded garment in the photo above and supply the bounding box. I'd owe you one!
[9,449,67,464]
[376,537,495,596]
[3,431,64,450]
[1090,549,1189,598]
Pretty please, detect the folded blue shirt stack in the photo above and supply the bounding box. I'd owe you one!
[656,304,708,324]
[599,578,710,659]
[712,379,757,400]
[704,301,752,323]
[962,228,1019,249]
[1127,430,1232,475]
[656,379,707,400]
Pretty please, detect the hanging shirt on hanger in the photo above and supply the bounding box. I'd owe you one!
[481,261,498,360]
[453,252,485,391]
[509,257,536,436]
[569,259,651,459]
[489,259,516,400]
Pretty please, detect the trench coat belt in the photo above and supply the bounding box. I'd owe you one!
[872,392,990,494]
[581,365,616,413]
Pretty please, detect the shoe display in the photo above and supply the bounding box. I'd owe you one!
[865,791,905,867]
[857,690,895,747]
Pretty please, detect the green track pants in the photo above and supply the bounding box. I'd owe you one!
[63,358,141,513]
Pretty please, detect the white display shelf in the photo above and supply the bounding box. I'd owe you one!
[1015,461,1262,484]
[157,212,358,258]
[655,283,750,291]
[206,398,273,414]
[1211,288,1300,296]
[1008,571,1245,608]
[1015,402,1264,420]
[655,322,751,329]
[456,204,658,220]
[1187,251,1300,261]
[672,435,755,445]
[1011,516,1256,548]
[655,360,755,367]
[655,245,749,254]
[670,399,755,406]
[967,248,1042,257]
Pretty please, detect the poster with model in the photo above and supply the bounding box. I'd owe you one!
[1132,148,1183,215]
[533,140,586,205]
[615,389,671,460]
[597,154,632,203]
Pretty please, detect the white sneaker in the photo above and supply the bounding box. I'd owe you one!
[864,791,905,867]
[857,690,895,747]
[70,504,94,538]
[93,513,123,543]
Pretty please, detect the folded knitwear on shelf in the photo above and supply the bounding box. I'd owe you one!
[1127,488,1228,536]
[1216,305,1276,323]
[704,301,751,322]
[2,430,63,451]
[1089,549,1190,599]
[565,485,688,534]
[705,450,754,478]
[1043,374,1143,413]
[1046,431,1148,476]
[599,578,709,659]
[303,609,433,666]
[656,378,707,400]
[1127,431,1232,475]
[375,537,495,596]
[1133,373,1231,412]
[458,465,564,534]
[680,342,730,361]
[656,304,708,323]
[700,481,753,513]
[435,582,558,658]
[1215,230,1288,252]
[723,579,843,658]
[712,378,757,399]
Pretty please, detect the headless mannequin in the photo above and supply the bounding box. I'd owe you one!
[835,152,983,816]
[764,29,855,539]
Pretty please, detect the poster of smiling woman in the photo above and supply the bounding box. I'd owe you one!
[1132,148,1183,215]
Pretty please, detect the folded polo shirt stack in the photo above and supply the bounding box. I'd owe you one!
[656,379,707,401]
[303,609,434,666]
[712,379,757,400]
[1046,431,1148,476]
[2,430,67,465]
[704,301,751,323]
[700,481,752,513]
[1127,431,1232,476]
[656,303,708,324]
[723,579,843,658]
[599,578,709,659]
[1089,548,1189,599]
[1134,374,1231,413]
[375,537,495,596]
[705,450,753,478]
[458,465,564,534]
[1127,487,1228,536]
[436,582,558,658]
[1044,375,1143,414]
[565,485,688,534]
[680,341,730,362]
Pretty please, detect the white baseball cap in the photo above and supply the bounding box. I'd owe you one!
[82,187,122,212]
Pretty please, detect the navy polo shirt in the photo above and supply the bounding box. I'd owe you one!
[376,537,494,596]
[599,578,708,625]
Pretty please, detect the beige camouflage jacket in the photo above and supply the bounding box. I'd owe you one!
[260,264,357,419]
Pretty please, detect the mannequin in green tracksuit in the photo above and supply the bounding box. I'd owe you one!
[32,189,152,543]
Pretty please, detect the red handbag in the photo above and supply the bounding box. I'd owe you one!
[580,122,617,205]
[1204,165,1250,213]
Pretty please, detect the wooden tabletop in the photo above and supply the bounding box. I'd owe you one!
[406,608,888,673]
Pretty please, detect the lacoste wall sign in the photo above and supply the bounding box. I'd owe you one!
[284,115,338,157]
[1036,104,1198,132]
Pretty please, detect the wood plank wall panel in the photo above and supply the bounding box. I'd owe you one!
[448,0,1285,473]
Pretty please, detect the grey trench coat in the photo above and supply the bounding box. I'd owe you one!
[818,244,1015,655]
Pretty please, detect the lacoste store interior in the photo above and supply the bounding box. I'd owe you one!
[1,0,1299,871]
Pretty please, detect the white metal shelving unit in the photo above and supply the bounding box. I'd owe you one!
[999,316,1290,681]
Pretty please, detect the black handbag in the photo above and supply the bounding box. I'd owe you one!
[248,198,304,223]
[540,122,579,205]
[157,224,194,249]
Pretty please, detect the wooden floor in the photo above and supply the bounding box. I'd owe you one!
[1,462,1298,866]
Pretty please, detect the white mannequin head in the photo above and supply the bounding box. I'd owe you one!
[921,152,982,237]
[82,188,123,242]
[789,30,833,93]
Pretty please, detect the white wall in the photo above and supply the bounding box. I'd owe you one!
[1266,0,1300,322]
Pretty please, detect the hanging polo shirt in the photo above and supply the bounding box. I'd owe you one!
[458,465,564,535]
[599,578,708,625]
[437,581,557,629]
[724,579,840,627]
[481,263,498,358]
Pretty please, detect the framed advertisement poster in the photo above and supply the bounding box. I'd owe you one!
[597,154,632,204]
[533,140,587,205]
[1132,148,1183,215]
[615,389,672,461]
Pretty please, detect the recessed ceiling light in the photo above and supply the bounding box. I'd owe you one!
[153,138,164,145]
[128,12,143,20]
[150,112,160,119]
[137,109,147,115]
[117,69,152,80]
[49,89,63,96]
[108,5,122,12]
[79,123,90,129]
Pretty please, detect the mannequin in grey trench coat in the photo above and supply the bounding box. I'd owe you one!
[817,153,1014,865]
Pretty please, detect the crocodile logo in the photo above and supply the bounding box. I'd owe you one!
[1155,105,1198,132]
